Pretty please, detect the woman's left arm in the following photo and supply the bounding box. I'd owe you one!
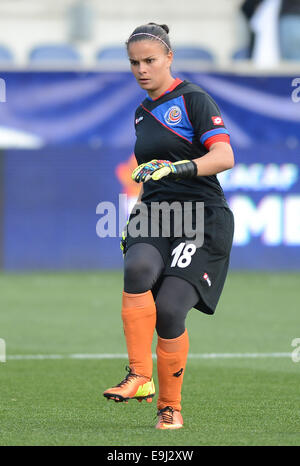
[193,142,235,176]
[131,143,235,183]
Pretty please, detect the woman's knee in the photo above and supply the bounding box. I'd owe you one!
[123,244,164,293]
[155,276,199,338]
[156,295,186,338]
[156,294,181,322]
[124,257,155,292]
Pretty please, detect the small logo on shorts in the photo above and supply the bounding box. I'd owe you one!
[203,272,212,287]
[135,116,144,125]
[164,105,182,125]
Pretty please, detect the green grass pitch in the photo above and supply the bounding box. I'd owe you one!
[0,271,300,446]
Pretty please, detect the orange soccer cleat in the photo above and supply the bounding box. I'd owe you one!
[155,406,184,430]
[103,366,155,403]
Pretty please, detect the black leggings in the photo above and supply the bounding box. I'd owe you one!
[124,243,199,339]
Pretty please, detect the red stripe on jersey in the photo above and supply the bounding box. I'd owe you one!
[153,78,183,101]
[204,134,230,150]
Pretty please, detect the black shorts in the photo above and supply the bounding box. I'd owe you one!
[125,202,234,315]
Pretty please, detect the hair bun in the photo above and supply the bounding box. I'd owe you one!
[159,24,169,34]
[148,22,169,34]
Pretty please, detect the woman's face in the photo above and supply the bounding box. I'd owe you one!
[128,40,173,98]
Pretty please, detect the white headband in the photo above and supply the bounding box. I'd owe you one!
[128,33,171,52]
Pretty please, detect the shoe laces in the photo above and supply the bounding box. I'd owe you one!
[157,406,174,424]
[116,365,140,387]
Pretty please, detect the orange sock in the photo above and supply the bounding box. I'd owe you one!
[156,329,189,412]
[122,290,156,379]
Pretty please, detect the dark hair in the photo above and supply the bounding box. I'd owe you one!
[126,22,172,53]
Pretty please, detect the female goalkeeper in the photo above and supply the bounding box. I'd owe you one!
[103,22,235,430]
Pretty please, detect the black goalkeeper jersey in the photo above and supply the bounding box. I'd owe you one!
[134,79,231,207]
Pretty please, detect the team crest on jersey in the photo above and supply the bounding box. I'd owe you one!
[164,105,182,126]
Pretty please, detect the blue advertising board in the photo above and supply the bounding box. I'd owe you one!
[0,71,299,270]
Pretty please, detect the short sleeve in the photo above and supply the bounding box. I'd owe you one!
[183,91,230,150]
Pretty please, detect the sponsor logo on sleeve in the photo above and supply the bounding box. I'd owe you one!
[211,116,223,125]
